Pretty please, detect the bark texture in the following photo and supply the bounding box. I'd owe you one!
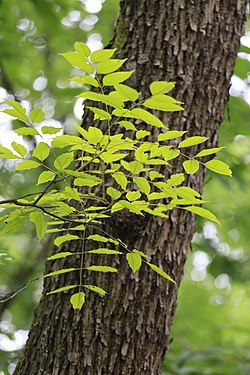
[14,1,246,374]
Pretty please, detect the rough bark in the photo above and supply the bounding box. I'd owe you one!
[14,1,246,374]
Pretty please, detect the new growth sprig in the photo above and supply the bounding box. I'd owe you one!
[0,42,232,309]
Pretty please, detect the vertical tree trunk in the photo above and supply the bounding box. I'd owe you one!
[14,1,246,374]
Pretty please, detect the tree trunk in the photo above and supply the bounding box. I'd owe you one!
[14,1,246,374]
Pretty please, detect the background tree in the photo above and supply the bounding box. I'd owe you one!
[0,1,249,374]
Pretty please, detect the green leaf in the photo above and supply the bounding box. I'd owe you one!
[11,141,27,157]
[0,146,19,159]
[143,94,183,112]
[41,126,62,134]
[165,173,185,187]
[91,48,117,62]
[44,268,77,277]
[32,142,50,161]
[29,211,47,240]
[178,136,208,148]
[117,121,136,131]
[158,130,187,141]
[54,152,74,170]
[60,52,93,73]
[97,59,127,74]
[86,266,118,273]
[103,70,135,86]
[37,171,56,185]
[71,76,99,87]
[133,177,151,196]
[150,81,175,95]
[74,41,91,59]
[126,191,141,201]
[136,130,150,139]
[149,171,164,180]
[48,252,73,260]
[113,172,128,190]
[183,159,200,174]
[88,249,122,255]
[106,187,121,200]
[184,206,219,223]
[126,252,142,273]
[130,108,165,128]
[87,234,109,242]
[16,160,40,170]
[54,234,79,247]
[114,83,140,102]
[86,106,111,121]
[4,99,28,122]
[29,108,44,123]
[74,178,102,187]
[47,285,78,295]
[70,292,85,309]
[15,127,39,136]
[194,147,224,158]
[79,91,123,109]
[133,249,150,259]
[83,285,107,296]
[204,160,232,176]
[146,262,176,283]
[121,160,144,174]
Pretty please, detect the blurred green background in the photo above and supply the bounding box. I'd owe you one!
[0,1,250,374]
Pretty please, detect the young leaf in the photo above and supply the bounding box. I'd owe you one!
[97,59,127,74]
[29,108,45,123]
[74,178,102,187]
[54,234,79,247]
[60,52,93,73]
[113,172,128,190]
[11,141,27,157]
[106,187,121,200]
[183,159,200,174]
[37,171,56,185]
[88,249,122,255]
[32,142,50,161]
[44,268,77,278]
[130,108,165,128]
[114,83,140,102]
[204,160,232,176]
[133,249,150,259]
[29,211,47,240]
[54,152,74,171]
[15,127,39,136]
[126,252,142,273]
[117,121,136,131]
[86,106,111,121]
[178,136,208,148]
[194,147,224,158]
[150,81,175,95]
[86,266,118,273]
[136,130,150,139]
[47,285,78,295]
[74,41,91,59]
[103,70,135,86]
[16,160,40,170]
[71,76,99,87]
[41,126,62,135]
[144,94,183,112]
[184,206,219,223]
[158,130,187,141]
[83,285,107,296]
[91,48,117,62]
[4,99,28,122]
[48,252,73,260]
[146,262,176,283]
[70,292,85,309]
[133,177,150,196]
[121,160,144,174]
[87,234,109,243]
[126,191,141,201]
